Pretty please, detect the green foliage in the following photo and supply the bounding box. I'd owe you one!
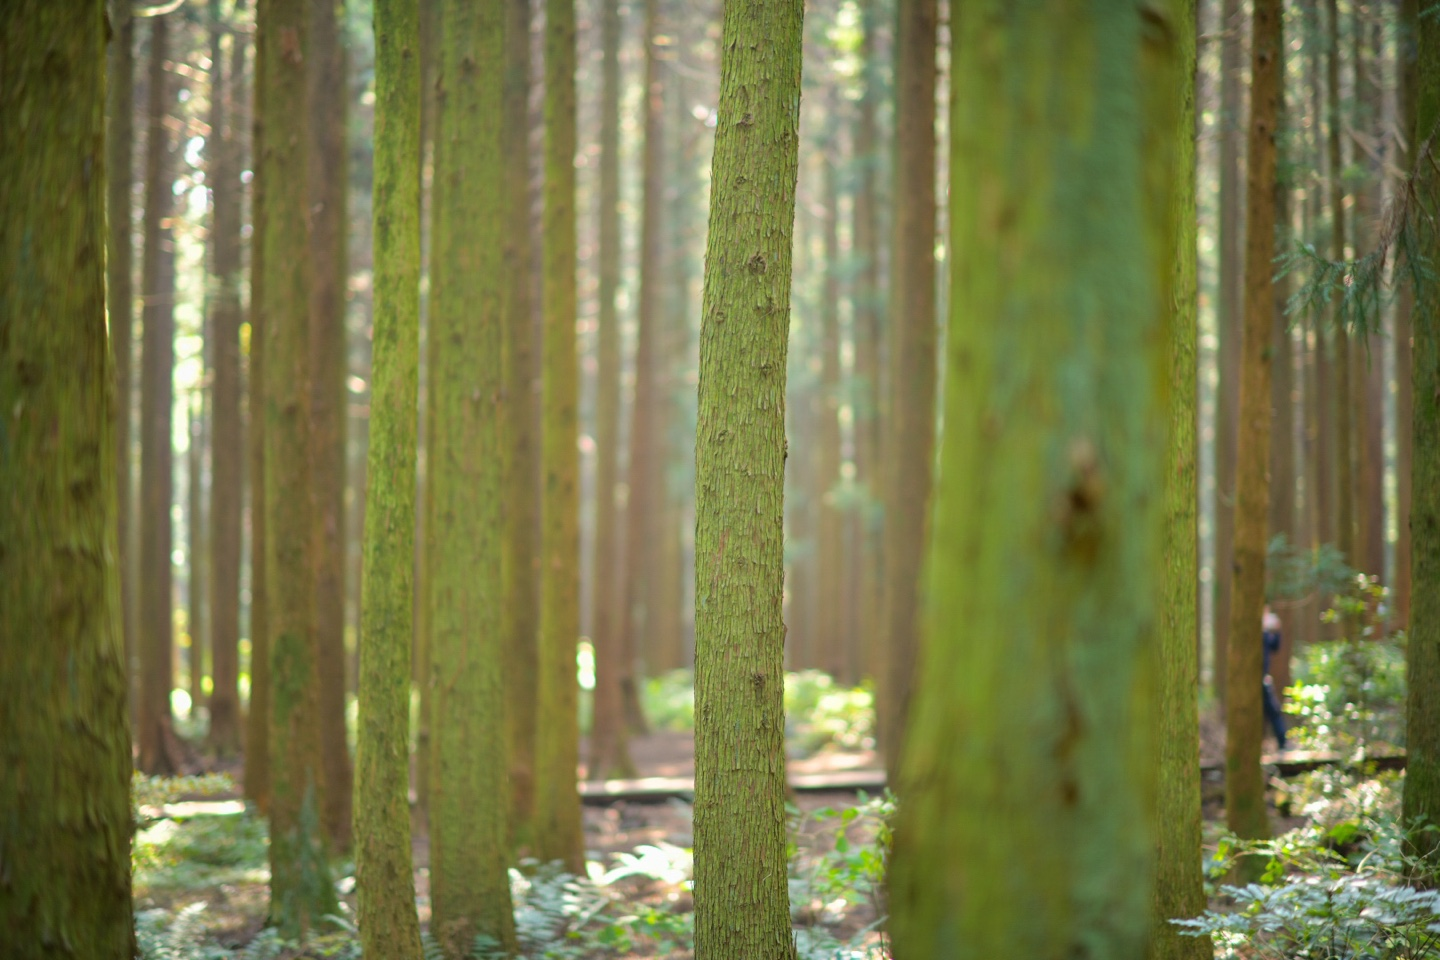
[639,669,696,732]
[133,773,239,821]
[133,810,269,892]
[1266,533,1354,604]
[788,793,893,960]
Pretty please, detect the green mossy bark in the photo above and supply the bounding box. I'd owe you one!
[1404,4,1440,870]
[534,0,585,873]
[257,0,340,937]
[879,0,937,779]
[691,0,804,957]
[427,0,518,953]
[1225,0,1281,864]
[588,0,637,781]
[0,5,136,955]
[888,4,1174,957]
[1152,2,1211,958]
[501,0,540,853]
[356,1,424,955]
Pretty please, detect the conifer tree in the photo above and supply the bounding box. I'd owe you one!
[691,0,804,956]
[888,4,1177,956]
[0,4,136,954]
[355,0,424,954]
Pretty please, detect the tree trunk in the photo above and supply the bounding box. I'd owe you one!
[138,12,182,775]
[307,0,353,854]
[355,0,424,952]
[889,6,1177,955]
[1404,0,1440,870]
[1225,0,1282,867]
[587,0,636,781]
[1353,8,1386,579]
[107,0,138,733]
[209,0,247,758]
[257,0,340,936]
[1270,181,1297,704]
[189,397,208,716]
[534,0,585,872]
[427,0,518,952]
[0,4,136,953]
[691,0,805,955]
[816,133,845,683]
[1327,0,1356,564]
[879,0,938,777]
[1396,0,1416,628]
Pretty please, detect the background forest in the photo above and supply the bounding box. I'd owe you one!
[3,0,1440,959]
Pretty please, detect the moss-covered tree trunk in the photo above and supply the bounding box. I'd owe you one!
[501,0,540,852]
[307,0,353,854]
[257,0,340,936]
[588,0,636,781]
[209,0,248,758]
[107,0,138,730]
[1152,3,1210,958]
[1225,0,1281,863]
[691,0,804,956]
[534,0,585,872]
[1404,1,1440,869]
[0,4,136,954]
[888,4,1176,956]
[355,0,424,954]
[427,0,518,953]
[879,0,937,777]
[138,11,182,776]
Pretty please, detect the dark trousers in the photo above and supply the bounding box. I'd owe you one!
[1262,679,1286,750]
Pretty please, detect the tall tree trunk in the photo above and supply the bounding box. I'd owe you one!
[501,0,539,852]
[107,0,138,732]
[355,0,424,952]
[692,0,805,955]
[587,0,636,780]
[257,0,340,936]
[1353,8,1386,580]
[189,397,208,714]
[1327,0,1356,564]
[308,0,353,854]
[879,0,937,776]
[888,5,1176,955]
[1226,0,1282,867]
[816,134,844,682]
[427,0,518,952]
[1270,175,1297,704]
[1153,4,1210,957]
[1403,0,1440,870]
[535,0,585,872]
[1214,0,1245,707]
[138,12,182,775]
[0,4,136,953]
[209,0,247,758]
[1396,0,1417,628]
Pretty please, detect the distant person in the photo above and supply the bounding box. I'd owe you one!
[1262,606,1287,751]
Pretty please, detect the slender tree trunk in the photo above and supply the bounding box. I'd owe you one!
[587,0,636,781]
[1214,0,1245,707]
[879,0,937,777]
[209,0,247,757]
[693,0,805,956]
[1353,8,1386,579]
[1396,0,1417,628]
[257,0,340,936]
[1327,0,1356,564]
[534,0,585,872]
[817,136,844,682]
[500,0,539,852]
[1270,180,1297,704]
[307,0,353,854]
[1404,0,1440,869]
[139,13,182,775]
[1225,0,1282,867]
[0,5,136,953]
[428,0,518,952]
[107,0,138,732]
[889,6,1176,955]
[355,0,424,952]
[189,397,208,714]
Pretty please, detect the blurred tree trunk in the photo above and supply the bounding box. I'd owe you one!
[888,5,1175,954]
[691,0,804,954]
[817,131,845,683]
[0,7,136,953]
[535,0,585,872]
[308,0,353,854]
[1395,0,1417,628]
[427,0,518,953]
[587,0,636,780]
[355,0,424,952]
[1327,0,1356,564]
[1226,0,1283,871]
[1353,9,1386,580]
[189,397,208,716]
[1270,180,1296,704]
[208,0,247,758]
[257,0,339,936]
[138,12,182,775]
[501,0,539,852]
[879,0,937,776]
